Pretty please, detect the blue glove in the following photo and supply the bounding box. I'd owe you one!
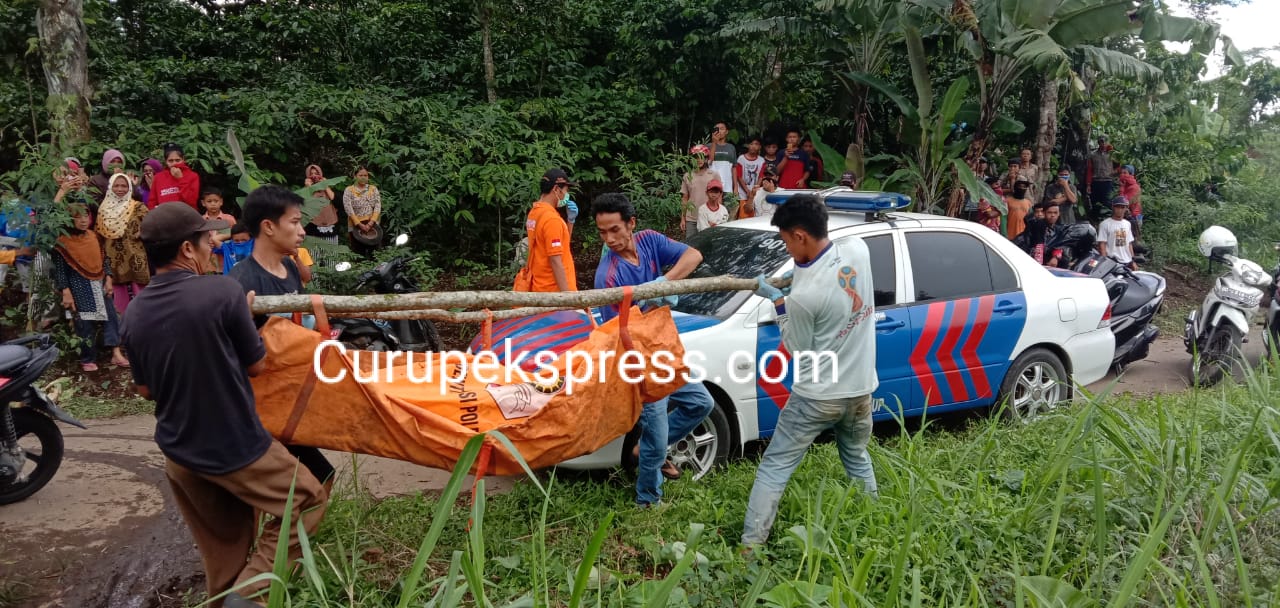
[778,270,794,296]
[565,199,579,224]
[755,274,784,302]
[639,276,678,308]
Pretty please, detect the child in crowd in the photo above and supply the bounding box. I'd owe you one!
[801,138,824,186]
[761,139,783,177]
[753,171,782,220]
[213,223,254,274]
[202,188,236,271]
[52,205,128,371]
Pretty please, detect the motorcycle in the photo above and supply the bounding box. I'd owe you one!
[332,234,442,352]
[0,334,86,505]
[1184,226,1271,387]
[1072,251,1166,370]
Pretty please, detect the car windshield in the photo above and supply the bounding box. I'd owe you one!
[672,226,793,319]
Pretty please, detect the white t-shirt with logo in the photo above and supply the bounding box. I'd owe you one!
[735,154,766,199]
[778,237,878,399]
[1096,218,1134,264]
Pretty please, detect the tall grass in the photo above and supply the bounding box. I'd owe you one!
[203,365,1280,607]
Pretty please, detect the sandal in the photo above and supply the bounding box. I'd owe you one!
[81,362,98,372]
[111,358,130,368]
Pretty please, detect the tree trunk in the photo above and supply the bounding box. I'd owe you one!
[1062,64,1097,182]
[480,3,497,104]
[37,0,91,152]
[1035,75,1060,172]
[945,0,992,217]
[251,275,786,317]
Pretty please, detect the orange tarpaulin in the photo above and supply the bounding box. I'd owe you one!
[250,304,688,476]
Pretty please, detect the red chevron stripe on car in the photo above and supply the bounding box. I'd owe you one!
[910,302,946,406]
[961,295,996,399]
[936,298,972,403]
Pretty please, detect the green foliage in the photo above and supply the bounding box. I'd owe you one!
[220,361,1280,606]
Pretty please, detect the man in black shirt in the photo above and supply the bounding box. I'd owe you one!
[229,185,335,490]
[122,202,327,607]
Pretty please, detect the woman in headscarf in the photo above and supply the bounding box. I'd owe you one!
[96,173,150,314]
[135,158,162,204]
[51,203,128,370]
[303,164,340,245]
[343,166,382,256]
[148,143,201,209]
[85,149,126,205]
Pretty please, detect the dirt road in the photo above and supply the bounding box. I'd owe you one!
[0,417,516,608]
[0,333,1262,607]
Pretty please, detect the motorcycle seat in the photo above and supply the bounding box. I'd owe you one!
[1113,274,1165,317]
[0,345,31,376]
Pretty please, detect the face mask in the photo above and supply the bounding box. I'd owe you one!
[1059,175,1070,182]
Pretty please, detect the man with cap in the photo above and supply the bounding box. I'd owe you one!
[680,145,717,239]
[121,202,328,607]
[697,179,730,231]
[838,171,858,188]
[517,169,578,293]
[1097,196,1137,270]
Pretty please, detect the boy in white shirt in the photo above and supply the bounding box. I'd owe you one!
[697,179,730,231]
[1096,197,1137,270]
[752,172,782,220]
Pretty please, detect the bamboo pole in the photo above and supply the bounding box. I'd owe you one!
[250,274,784,317]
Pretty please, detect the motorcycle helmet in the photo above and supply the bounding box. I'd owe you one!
[1197,225,1237,258]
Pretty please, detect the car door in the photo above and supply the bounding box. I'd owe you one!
[901,230,1027,414]
[752,230,907,435]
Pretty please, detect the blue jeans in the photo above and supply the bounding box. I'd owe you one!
[741,392,876,545]
[636,382,714,505]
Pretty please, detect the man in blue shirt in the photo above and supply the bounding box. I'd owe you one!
[593,193,714,507]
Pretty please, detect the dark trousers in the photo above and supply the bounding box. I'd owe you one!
[73,304,121,364]
[1089,179,1114,207]
[165,440,328,607]
[287,445,336,486]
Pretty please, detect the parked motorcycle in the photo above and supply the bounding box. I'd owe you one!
[1184,226,1271,387]
[0,334,86,505]
[1072,252,1166,370]
[332,234,442,352]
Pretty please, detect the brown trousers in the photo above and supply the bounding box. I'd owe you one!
[165,440,329,607]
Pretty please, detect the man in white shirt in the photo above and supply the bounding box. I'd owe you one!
[1096,197,1137,270]
[741,194,878,548]
[696,179,729,231]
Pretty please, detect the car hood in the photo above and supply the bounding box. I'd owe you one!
[468,309,720,368]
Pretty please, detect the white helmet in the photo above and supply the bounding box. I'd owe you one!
[1198,225,1237,258]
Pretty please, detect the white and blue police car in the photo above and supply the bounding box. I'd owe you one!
[470,189,1115,479]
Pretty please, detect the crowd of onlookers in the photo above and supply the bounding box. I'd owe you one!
[0,144,394,370]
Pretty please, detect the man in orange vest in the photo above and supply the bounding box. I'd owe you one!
[517,169,578,292]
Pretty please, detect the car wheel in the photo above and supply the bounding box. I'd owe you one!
[998,348,1069,424]
[620,398,733,481]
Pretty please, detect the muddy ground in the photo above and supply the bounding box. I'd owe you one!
[2,331,1264,607]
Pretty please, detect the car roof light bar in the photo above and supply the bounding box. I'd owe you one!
[763,187,912,213]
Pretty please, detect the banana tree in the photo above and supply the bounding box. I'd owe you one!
[845,24,1000,212]
[942,0,1240,216]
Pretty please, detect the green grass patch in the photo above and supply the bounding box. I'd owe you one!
[58,394,152,420]
[213,366,1280,607]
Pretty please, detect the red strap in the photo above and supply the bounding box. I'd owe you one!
[310,294,332,337]
[480,309,494,352]
[469,443,494,519]
[618,286,635,351]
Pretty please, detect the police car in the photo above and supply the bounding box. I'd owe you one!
[470,189,1115,479]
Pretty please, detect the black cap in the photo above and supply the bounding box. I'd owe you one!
[141,202,229,242]
[838,171,857,186]
[540,168,575,188]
